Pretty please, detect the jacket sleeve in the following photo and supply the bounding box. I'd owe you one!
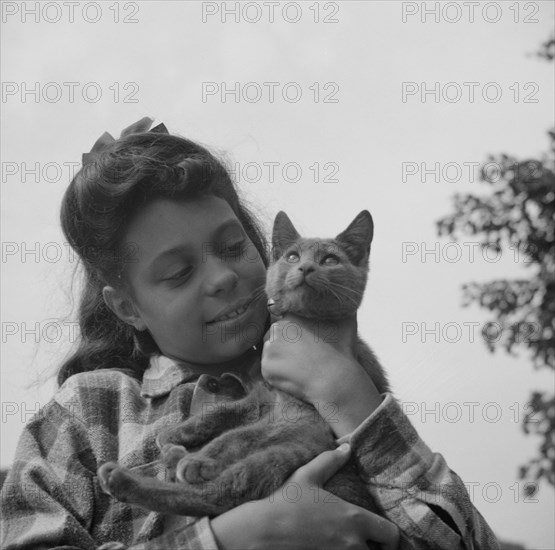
[0,401,220,550]
[338,393,500,550]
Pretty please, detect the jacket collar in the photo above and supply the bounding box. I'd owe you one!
[140,351,261,399]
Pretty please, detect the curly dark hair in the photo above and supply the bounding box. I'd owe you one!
[58,128,269,386]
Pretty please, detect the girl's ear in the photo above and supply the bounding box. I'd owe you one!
[102,286,147,331]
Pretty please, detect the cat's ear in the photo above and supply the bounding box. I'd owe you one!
[335,210,374,266]
[272,211,300,261]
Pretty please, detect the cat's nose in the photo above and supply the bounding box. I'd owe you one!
[298,263,315,275]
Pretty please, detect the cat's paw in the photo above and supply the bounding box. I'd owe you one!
[160,444,188,469]
[175,456,222,484]
[155,431,177,449]
[97,462,136,501]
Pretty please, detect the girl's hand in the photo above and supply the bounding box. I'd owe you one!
[261,314,383,437]
[210,444,399,550]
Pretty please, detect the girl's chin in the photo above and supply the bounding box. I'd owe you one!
[213,340,260,363]
[167,340,259,367]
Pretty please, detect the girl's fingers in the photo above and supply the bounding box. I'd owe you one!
[357,511,400,550]
[290,444,352,486]
[291,446,400,549]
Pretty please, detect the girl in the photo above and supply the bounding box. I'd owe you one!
[0,118,499,550]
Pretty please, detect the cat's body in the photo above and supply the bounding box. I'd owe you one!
[98,211,389,546]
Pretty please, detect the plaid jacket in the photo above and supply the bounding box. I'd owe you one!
[1,354,499,549]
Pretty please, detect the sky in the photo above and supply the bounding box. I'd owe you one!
[1,1,554,548]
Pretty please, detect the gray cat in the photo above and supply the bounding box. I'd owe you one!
[98,211,390,546]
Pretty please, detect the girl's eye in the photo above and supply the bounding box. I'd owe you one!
[165,266,193,283]
[222,240,246,257]
[322,254,340,266]
[286,251,300,263]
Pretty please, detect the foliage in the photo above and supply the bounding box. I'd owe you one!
[437,131,555,488]
[535,34,554,61]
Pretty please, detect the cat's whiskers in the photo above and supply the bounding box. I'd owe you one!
[326,282,361,307]
[323,284,345,305]
[249,284,268,303]
[327,281,363,298]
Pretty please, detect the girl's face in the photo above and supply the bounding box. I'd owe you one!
[117,196,268,365]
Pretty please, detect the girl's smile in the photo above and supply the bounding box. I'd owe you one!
[107,195,268,366]
[206,295,257,324]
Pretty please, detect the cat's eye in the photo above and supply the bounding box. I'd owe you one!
[286,251,300,263]
[321,254,340,266]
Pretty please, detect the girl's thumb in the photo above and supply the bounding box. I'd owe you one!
[295,443,351,486]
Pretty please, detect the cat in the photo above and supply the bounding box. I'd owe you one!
[98,210,390,544]
[265,210,389,396]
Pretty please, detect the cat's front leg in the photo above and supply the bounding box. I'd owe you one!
[217,442,323,504]
[97,462,228,516]
[156,397,258,450]
[98,462,146,503]
[175,455,222,484]
[156,413,222,450]
[159,444,188,475]
[168,442,319,511]
[175,417,326,485]
[173,428,246,484]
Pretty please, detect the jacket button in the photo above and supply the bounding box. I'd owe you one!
[206,378,220,393]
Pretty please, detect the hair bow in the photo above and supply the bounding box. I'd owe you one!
[82,116,169,166]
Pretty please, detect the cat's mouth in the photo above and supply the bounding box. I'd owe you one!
[267,298,282,316]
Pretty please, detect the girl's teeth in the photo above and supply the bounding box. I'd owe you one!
[215,304,247,323]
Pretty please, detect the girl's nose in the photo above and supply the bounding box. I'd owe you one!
[203,259,239,296]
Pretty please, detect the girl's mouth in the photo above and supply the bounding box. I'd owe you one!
[207,298,253,325]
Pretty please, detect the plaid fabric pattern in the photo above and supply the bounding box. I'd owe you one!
[338,394,500,549]
[1,355,499,549]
